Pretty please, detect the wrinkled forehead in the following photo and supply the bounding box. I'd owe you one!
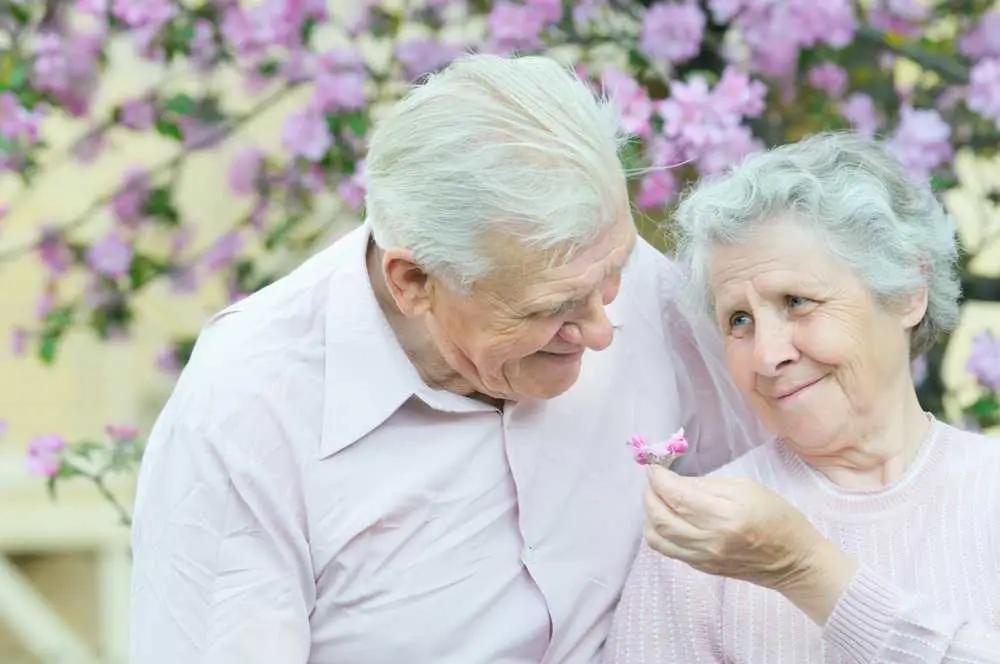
[483,218,637,298]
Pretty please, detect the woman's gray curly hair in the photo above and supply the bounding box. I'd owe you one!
[673,131,962,357]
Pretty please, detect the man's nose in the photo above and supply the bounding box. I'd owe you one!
[558,292,614,351]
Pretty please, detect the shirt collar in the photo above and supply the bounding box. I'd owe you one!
[319,223,628,459]
[320,222,427,459]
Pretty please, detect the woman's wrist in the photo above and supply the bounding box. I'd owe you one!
[779,536,860,626]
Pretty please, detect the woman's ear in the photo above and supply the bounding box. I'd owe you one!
[899,282,929,331]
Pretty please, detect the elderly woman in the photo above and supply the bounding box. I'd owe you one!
[604,132,1000,663]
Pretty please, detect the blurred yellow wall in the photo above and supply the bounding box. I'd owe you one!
[0,7,998,662]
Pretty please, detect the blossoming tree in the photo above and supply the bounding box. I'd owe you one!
[2,0,999,522]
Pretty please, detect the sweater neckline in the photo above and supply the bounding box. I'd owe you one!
[772,416,950,518]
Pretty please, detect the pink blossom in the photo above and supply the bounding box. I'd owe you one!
[602,67,654,138]
[86,231,133,279]
[25,434,64,478]
[31,31,101,116]
[0,419,7,440]
[726,0,856,78]
[636,170,678,209]
[639,2,706,64]
[119,98,156,130]
[840,93,881,137]
[396,39,462,81]
[527,0,563,24]
[37,228,73,275]
[155,345,180,373]
[807,63,848,98]
[228,147,265,196]
[75,0,108,14]
[282,109,332,161]
[960,11,1000,60]
[312,72,367,113]
[10,328,28,356]
[885,106,952,182]
[35,291,55,320]
[968,59,1000,128]
[868,0,930,38]
[338,161,366,211]
[111,168,150,227]
[202,230,244,272]
[0,93,44,145]
[656,66,765,175]
[71,128,107,163]
[626,428,689,466]
[968,330,1000,392]
[106,423,138,442]
[190,19,219,71]
[488,1,545,53]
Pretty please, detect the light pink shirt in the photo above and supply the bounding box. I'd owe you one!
[128,223,763,664]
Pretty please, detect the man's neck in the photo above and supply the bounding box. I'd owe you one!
[365,240,499,407]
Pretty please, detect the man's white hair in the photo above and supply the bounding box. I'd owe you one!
[674,131,962,357]
[363,53,629,290]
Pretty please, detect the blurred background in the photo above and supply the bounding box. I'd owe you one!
[1,0,998,662]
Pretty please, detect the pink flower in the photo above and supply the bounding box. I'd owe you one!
[0,93,44,145]
[868,0,930,38]
[37,228,73,275]
[840,93,881,137]
[228,147,265,196]
[337,161,366,211]
[885,105,952,182]
[10,328,28,356]
[86,231,133,279]
[602,67,654,138]
[111,167,150,227]
[202,230,244,272]
[636,170,678,209]
[626,428,690,466]
[488,1,545,53]
[119,98,156,130]
[312,71,367,113]
[395,39,462,81]
[639,2,706,64]
[807,63,848,98]
[960,11,1000,60]
[25,434,65,478]
[527,0,563,24]
[0,419,7,440]
[968,59,1000,128]
[282,108,332,161]
[106,423,138,443]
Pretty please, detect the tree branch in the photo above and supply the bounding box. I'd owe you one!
[962,274,1000,303]
[853,25,971,85]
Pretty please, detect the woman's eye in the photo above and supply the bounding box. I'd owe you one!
[787,295,811,309]
[728,312,752,328]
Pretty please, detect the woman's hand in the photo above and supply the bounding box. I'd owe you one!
[643,465,858,625]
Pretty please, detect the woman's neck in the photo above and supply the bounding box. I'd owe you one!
[799,389,933,491]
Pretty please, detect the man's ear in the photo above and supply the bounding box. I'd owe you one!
[899,282,929,331]
[383,248,433,317]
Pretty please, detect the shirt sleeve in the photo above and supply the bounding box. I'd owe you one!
[824,565,1000,663]
[603,542,723,663]
[128,368,314,664]
[656,253,771,476]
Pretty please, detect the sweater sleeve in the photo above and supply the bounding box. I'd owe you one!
[824,565,1000,663]
[603,542,724,664]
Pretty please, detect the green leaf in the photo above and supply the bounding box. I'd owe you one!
[343,112,369,137]
[162,93,198,116]
[966,395,1000,420]
[930,174,959,192]
[264,215,304,250]
[38,331,61,364]
[7,62,27,90]
[144,186,180,225]
[72,440,106,460]
[8,3,31,24]
[155,118,183,141]
[129,253,166,290]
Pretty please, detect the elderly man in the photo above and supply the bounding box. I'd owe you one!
[128,54,763,664]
